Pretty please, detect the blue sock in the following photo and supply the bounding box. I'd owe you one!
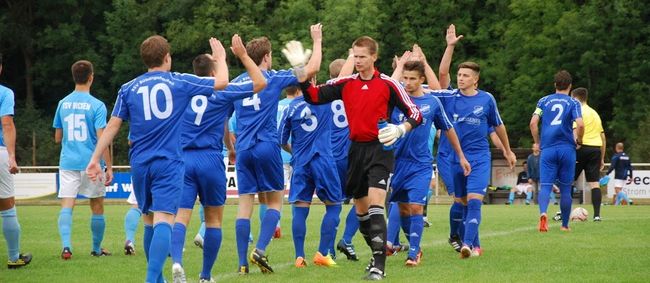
[201,227,221,280]
[171,223,186,264]
[508,191,515,203]
[146,222,172,283]
[615,192,622,205]
[256,209,280,252]
[408,215,423,259]
[526,192,533,203]
[622,191,632,204]
[399,216,411,243]
[473,230,481,248]
[460,204,468,239]
[143,224,153,261]
[342,205,358,244]
[58,208,73,249]
[538,184,552,214]
[560,185,573,228]
[1,207,21,261]
[463,199,482,248]
[550,191,557,204]
[124,207,141,243]
[292,206,309,258]
[235,219,250,266]
[198,206,206,237]
[387,202,401,246]
[319,204,341,255]
[449,202,463,237]
[91,214,105,253]
[259,204,268,223]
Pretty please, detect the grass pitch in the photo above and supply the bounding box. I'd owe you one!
[1,204,649,282]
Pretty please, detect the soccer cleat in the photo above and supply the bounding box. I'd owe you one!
[525,201,531,205]
[90,248,112,257]
[538,214,548,232]
[61,247,72,260]
[172,263,187,283]
[238,265,249,275]
[124,240,136,255]
[365,257,375,272]
[194,234,204,249]
[423,217,431,228]
[505,202,511,205]
[553,211,562,221]
[250,249,274,273]
[7,253,32,269]
[594,216,602,222]
[470,247,482,257]
[560,226,571,232]
[459,245,472,259]
[336,239,359,261]
[294,256,307,268]
[363,267,385,281]
[313,252,337,267]
[448,235,462,252]
[273,227,282,239]
[386,244,409,256]
[198,277,215,283]
[405,250,422,267]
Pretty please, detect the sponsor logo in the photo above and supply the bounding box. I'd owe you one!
[473,106,484,116]
[361,84,369,90]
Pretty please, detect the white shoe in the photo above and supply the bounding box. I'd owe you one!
[199,278,215,283]
[172,263,187,283]
[193,234,204,249]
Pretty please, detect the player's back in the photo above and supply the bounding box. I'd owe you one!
[53,91,106,170]
[535,93,581,149]
[330,99,350,160]
[277,97,294,163]
[232,69,298,151]
[0,84,15,146]
[113,71,215,162]
[279,96,333,166]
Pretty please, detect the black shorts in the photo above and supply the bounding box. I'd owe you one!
[575,146,601,182]
[345,141,394,199]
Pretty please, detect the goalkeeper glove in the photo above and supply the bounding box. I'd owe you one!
[378,123,406,146]
[281,40,312,67]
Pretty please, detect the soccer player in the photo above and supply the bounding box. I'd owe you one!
[530,70,584,232]
[86,35,230,283]
[53,60,113,259]
[571,87,606,221]
[507,161,533,205]
[231,24,322,274]
[607,142,633,205]
[527,143,541,199]
[279,86,342,268]
[0,52,32,269]
[170,34,267,283]
[389,59,470,266]
[300,35,422,280]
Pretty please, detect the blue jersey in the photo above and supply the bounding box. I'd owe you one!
[533,93,582,149]
[330,99,350,160]
[112,71,215,162]
[232,69,298,151]
[277,97,294,164]
[392,94,452,163]
[181,81,256,151]
[279,96,334,167]
[427,123,437,157]
[53,91,107,170]
[607,152,633,180]
[433,89,503,161]
[0,84,15,147]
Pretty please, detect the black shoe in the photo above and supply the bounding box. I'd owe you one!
[124,240,135,255]
[337,239,359,261]
[363,267,385,281]
[553,212,562,221]
[365,257,375,272]
[7,253,32,269]
[61,247,72,260]
[237,265,249,275]
[448,235,462,253]
[249,249,273,273]
[91,248,112,257]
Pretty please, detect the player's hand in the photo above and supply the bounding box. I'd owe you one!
[228,151,236,165]
[104,168,114,186]
[230,34,247,58]
[378,123,406,146]
[209,37,226,62]
[411,44,426,63]
[504,150,517,170]
[310,23,322,42]
[600,159,605,171]
[395,50,412,68]
[282,40,311,67]
[7,157,18,174]
[459,157,472,176]
[446,24,464,46]
[86,161,102,182]
[532,143,540,152]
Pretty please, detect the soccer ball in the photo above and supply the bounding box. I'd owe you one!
[570,207,589,221]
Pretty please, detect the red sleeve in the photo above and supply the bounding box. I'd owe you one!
[382,74,422,128]
[300,76,353,105]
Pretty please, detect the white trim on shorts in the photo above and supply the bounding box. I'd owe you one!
[58,169,106,198]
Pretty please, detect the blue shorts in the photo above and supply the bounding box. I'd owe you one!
[540,146,576,186]
[453,156,491,198]
[436,153,455,196]
[389,159,431,205]
[236,141,284,195]
[180,150,227,209]
[335,157,349,198]
[131,158,184,215]
[289,155,342,204]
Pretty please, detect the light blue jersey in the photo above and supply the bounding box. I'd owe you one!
[277,97,294,164]
[232,69,298,152]
[112,71,215,163]
[52,91,107,170]
[534,93,582,149]
[0,84,15,146]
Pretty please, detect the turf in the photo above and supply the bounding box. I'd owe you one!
[2,204,649,282]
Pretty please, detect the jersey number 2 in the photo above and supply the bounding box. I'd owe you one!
[550,104,564,126]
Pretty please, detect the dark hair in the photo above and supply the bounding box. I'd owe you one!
[523,161,527,165]
[285,86,300,96]
[246,37,271,66]
[328,59,346,79]
[458,61,480,74]
[403,61,425,77]
[571,87,588,102]
[352,36,378,55]
[554,70,572,91]
[140,35,170,68]
[192,54,214,77]
[71,60,94,84]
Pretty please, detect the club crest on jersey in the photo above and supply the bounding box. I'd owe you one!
[420,104,431,114]
[473,106,484,116]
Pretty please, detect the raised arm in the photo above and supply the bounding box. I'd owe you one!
[231,34,267,93]
[338,49,355,78]
[283,24,322,83]
[439,24,463,89]
[390,51,412,81]
[209,37,229,90]
[412,44,441,89]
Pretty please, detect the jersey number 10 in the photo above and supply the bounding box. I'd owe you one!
[138,83,173,120]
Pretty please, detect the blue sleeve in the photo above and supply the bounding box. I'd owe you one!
[279,106,292,145]
[0,89,15,117]
[270,69,299,88]
[390,107,402,124]
[111,88,130,120]
[219,81,255,102]
[572,99,582,120]
[432,97,452,131]
[53,102,63,129]
[486,94,503,127]
[607,155,618,175]
[534,97,544,117]
[627,159,633,178]
[172,72,216,97]
[94,101,108,129]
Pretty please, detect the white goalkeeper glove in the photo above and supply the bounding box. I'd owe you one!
[281,40,312,67]
[378,123,407,146]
